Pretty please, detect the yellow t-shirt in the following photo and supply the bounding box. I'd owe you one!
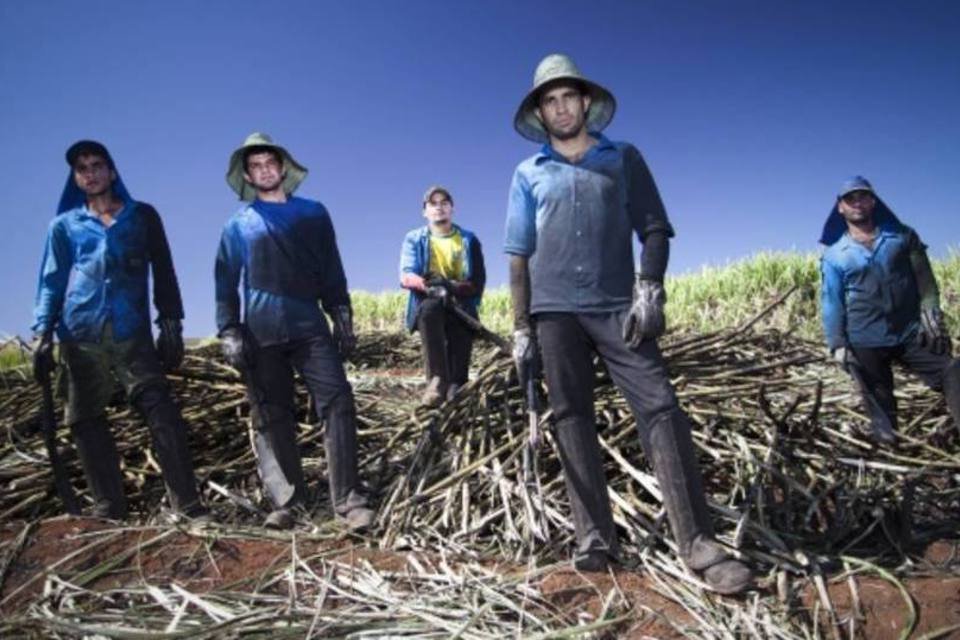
[427,230,465,281]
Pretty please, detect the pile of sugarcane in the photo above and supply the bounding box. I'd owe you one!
[2,297,960,638]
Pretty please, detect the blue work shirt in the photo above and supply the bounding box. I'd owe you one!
[215,197,350,346]
[398,224,485,332]
[820,221,922,350]
[504,134,674,314]
[33,199,184,343]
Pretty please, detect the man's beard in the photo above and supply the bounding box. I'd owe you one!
[544,117,586,141]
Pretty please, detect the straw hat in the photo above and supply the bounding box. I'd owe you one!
[226,132,308,201]
[514,53,616,143]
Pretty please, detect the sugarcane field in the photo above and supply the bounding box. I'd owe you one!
[2,259,960,639]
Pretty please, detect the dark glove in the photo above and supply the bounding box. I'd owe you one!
[513,328,541,389]
[425,284,449,301]
[220,325,253,371]
[449,280,476,298]
[155,317,184,372]
[32,331,55,384]
[331,305,357,360]
[622,276,666,348]
[918,307,952,356]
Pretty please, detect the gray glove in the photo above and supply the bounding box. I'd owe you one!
[331,305,357,360]
[830,346,860,372]
[220,325,253,371]
[918,307,952,356]
[155,318,184,372]
[513,328,541,389]
[622,276,666,348]
[32,331,55,384]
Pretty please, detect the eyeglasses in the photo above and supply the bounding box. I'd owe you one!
[841,190,873,204]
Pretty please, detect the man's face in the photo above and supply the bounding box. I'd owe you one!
[243,151,285,193]
[536,82,592,141]
[837,190,876,224]
[73,153,115,197]
[423,192,453,227]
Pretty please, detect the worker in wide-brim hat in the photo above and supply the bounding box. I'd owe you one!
[504,53,753,594]
[215,131,375,532]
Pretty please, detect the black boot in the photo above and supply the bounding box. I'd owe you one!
[645,410,752,595]
[134,385,203,515]
[70,415,128,519]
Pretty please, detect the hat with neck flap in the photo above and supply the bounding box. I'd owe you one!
[226,132,308,201]
[514,53,617,144]
[819,175,904,246]
[58,140,132,214]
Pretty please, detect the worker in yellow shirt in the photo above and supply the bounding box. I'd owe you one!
[399,186,486,405]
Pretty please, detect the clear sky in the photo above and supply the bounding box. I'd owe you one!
[1,0,958,338]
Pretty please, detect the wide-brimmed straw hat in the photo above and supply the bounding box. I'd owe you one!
[514,53,617,143]
[226,132,308,201]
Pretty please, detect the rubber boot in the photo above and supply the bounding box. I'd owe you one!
[645,410,752,594]
[323,392,373,528]
[943,360,960,437]
[70,415,128,519]
[134,385,204,515]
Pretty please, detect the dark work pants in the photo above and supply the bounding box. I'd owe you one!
[247,334,367,514]
[536,311,714,558]
[416,298,474,386]
[849,340,960,435]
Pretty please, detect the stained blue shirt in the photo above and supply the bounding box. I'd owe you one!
[215,197,350,346]
[32,201,184,342]
[820,222,922,350]
[504,134,674,314]
[398,224,486,332]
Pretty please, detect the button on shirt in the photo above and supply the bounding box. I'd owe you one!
[504,135,674,314]
[820,224,922,350]
[215,197,350,347]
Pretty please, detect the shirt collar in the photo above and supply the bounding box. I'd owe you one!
[535,133,614,164]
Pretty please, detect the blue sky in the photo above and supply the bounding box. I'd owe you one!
[1,0,958,338]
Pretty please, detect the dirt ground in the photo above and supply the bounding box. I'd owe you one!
[3,518,960,639]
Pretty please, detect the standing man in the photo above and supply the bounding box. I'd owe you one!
[820,176,959,444]
[216,132,374,530]
[400,186,486,405]
[504,54,752,593]
[32,140,208,521]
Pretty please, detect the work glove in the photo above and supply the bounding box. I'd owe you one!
[513,328,541,391]
[220,325,253,371]
[622,276,666,349]
[918,307,952,356]
[32,331,55,384]
[331,305,357,360]
[155,317,184,372]
[448,280,476,298]
[830,346,860,372]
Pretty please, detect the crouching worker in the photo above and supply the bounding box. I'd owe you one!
[820,176,960,445]
[400,185,486,406]
[216,132,374,531]
[32,140,209,522]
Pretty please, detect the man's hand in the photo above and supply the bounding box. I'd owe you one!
[32,331,55,384]
[155,318,184,372]
[513,328,541,388]
[220,325,252,371]
[400,273,427,293]
[918,307,952,356]
[331,305,357,360]
[830,346,860,372]
[449,280,476,298]
[622,276,666,348]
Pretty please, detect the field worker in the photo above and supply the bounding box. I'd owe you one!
[399,186,487,406]
[504,54,753,594]
[32,140,209,522]
[820,176,960,445]
[215,132,374,531]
